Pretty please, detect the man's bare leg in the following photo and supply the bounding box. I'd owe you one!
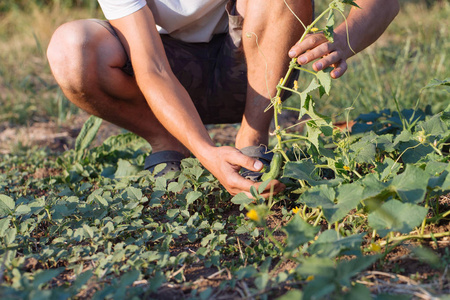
[235,0,313,149]
[47,20,189,157]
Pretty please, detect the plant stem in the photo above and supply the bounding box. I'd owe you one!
[420,196,430,236]
[379,231,450,246]
[313,210,323,227]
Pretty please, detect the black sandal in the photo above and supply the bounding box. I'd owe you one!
[144,150,186,176]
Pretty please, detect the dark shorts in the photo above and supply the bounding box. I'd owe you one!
[92,1,247,125]
[92,0,313,125]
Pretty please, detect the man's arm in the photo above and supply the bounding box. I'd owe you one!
[288,0,400,79]
[110,6,284,197]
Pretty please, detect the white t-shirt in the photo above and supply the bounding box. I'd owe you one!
[97,0,229,43]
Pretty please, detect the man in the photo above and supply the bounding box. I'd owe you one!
[47,0,399,197]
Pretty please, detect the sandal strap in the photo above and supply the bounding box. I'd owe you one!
[144,150,186,171]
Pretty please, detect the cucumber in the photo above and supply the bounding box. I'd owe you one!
[261,152,283,181]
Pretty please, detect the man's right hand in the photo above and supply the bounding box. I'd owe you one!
[199,146,285,198]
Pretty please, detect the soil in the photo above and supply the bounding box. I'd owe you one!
[0,110,313,155]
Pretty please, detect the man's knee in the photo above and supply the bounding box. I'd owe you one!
[47,20,94,91]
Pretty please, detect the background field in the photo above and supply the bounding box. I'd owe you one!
[0,0,448,129]
[0,1,449,299]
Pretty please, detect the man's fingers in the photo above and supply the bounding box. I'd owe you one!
[288,33,328,59]
[331,60,348,79]
[312,51,341,71]
[231,151,264,172]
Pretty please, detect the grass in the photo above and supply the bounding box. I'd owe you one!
[0,1,448,126]
[0,3,101,125]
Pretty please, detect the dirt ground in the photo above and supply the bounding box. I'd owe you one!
[0,110,309,154]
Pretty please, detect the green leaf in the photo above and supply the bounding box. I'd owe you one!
[254,272,269,290]
[316,69,332,95]
[14,204,31,216]
[344,283,372,300]
[186,191,202,205]
[308,230,365,258]
[276,290,303,300]
[368,199,428,234]
[349,139,376,164]
[328,183,364,223]
[70,270,94,293]
[4,227,16,245]
[284,161,342,187]
[283,214,320,251]
[412,247,441,269]
[235,266,257,279]
[421,78,450,93]
[123,187,142,201]
[0,217,10,237]
[390,165,429,204]
[299,78,320,104]
[231,193,253,211]
[375,158,401,181]
[0,194,15,216]
[33,268,65,288]
[299,185,335,209]
[75,115,102,153]
[336,255,378,286]
[114,159,140,178]
[83,224,94,239]
[323,9,335,43]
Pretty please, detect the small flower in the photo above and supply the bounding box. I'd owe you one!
[368,242,381,253]
[343,165,351,171]
[293,80,298,90]
[279,78,284,85]
[277,96,282,105]
[417,130,426,143]
[246,209,260,221]
[292,207,300,214]
[311,27,319,33]
[306,275,315,281]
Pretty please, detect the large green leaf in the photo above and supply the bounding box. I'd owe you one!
[75,115,102,153]
[390,165,429,204]
[308,230,365,258]
[283,214,320,251]
[0,194,15,216]
[33,268,65,289]
[299,185,335,209]
[368,199,428,234]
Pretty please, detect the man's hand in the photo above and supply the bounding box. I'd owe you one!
[288,32,351,79]
[287,0,399,79]
[200,146,285,198]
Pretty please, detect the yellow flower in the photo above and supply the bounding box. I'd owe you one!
[279,78,284,85]
[292,207,300,214]
[306,275,315,281]
[311,27,319,33]
[343,165,351,171]
[246,209,260,222]
[293,80,298,90]
[369,242,381,253]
